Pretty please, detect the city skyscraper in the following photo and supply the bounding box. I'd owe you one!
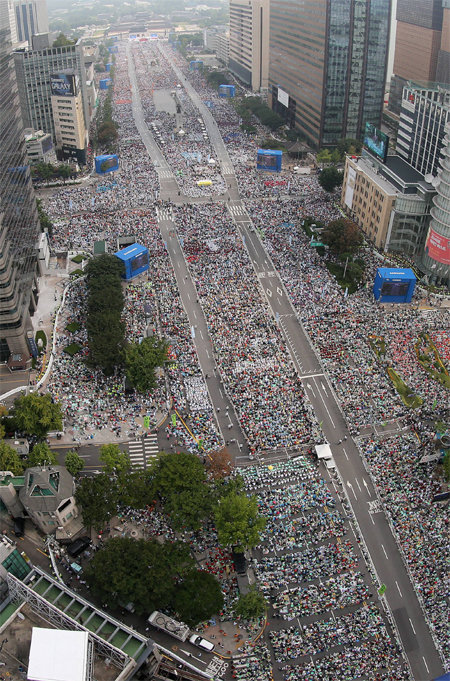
[13,0,48,44]
[0,0,40,360]
[269,0,391,148]
[228,0,269,92]
[389,0,449,115]
[396,82,450,177]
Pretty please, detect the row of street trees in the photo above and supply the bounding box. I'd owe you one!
[32,162,73,184]
[85,255,169,386]
[85,255,125,375]
[75,449,265,551]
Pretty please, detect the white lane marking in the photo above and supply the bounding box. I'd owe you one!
[363,478,371,496]
[395,581,402,597]
[346,481,357,500]
[314,377,335,428]
[354,478,362,492]
[381,544,389,560]
[409,618,416,635]
[422,657,429,674]
[342,447,349,460]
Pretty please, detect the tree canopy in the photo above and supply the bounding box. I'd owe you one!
[234,585,267,620]
[85,537,194,615]
[99,443,131,475]
[75,473,118,531]
[174,570,224,626]
[214,492,266,552]
[85,254,125,375]
[10,393,62,440]
[153,452,212,530]
[53,33,77,47]
[27,442,58,468]
[322,219,363,255]
[206,448,232,480]
[0,441,24,475]
[125,336,169,393]
[318,166,343,192]
[65,450,84,477]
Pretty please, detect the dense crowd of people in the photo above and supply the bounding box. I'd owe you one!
[362,432,449,664]
[237,458,409,680]
[173,202,323,453]
[39,37,449,678]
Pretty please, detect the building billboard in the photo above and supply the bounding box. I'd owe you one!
[50,73,77,97]
[278,87,289,108]
[424,227,450,265]
[363,122,389,162]
[257,149,282,172]
[95,154,119,174]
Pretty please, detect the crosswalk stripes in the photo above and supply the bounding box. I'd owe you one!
[221,163,234,175]
[156,207,173,222]
[228,204,249,218]
[127,434,159,468]
[158,169,173,179]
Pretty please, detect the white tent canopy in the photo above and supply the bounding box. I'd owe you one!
[315,443,333,460]
[27,628,89,681]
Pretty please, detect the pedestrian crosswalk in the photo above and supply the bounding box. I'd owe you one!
[228,204,249,218]
[221,163,234,175]
[158,169,173,179]
[127,434,159,468]
[156,207,173,222]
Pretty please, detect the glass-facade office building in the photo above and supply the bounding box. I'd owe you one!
[269,0,391,147]
[0,0,40,361]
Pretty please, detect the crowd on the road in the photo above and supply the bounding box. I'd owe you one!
[362,431,449,665]
[38,37,449,678]
[247,202,449,433]
[46,48,221,450]
[269,603,386,661]
[173,201,323,454]
[132,43,227,197]
[236,458,409,680]
[281,629,409,681]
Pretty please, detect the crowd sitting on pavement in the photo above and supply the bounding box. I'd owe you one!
[173,202,323,454]
[246,203,449,433]
[237,458,409,680]
[38,39,448,677]
[132,43,227,197]
[362,432,449,665]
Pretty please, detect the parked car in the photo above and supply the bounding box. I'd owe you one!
[67,536,91,558]
[13,517,25,538]
[189,634,215,652]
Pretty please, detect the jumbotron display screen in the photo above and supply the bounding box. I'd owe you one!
[363,122,389,162]
[380,281,409,297]
[131,252,148,271]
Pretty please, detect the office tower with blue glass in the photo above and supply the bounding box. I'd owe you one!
[269,0,391,147]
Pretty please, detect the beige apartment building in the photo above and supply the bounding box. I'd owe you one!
[341,154,435,259]
[51,74,87,164]
[342,156,397,249]
[228,0,269,92]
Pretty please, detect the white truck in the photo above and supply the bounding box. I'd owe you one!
[148,611,190,642]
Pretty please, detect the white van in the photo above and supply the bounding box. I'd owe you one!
[189,634,215,652]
